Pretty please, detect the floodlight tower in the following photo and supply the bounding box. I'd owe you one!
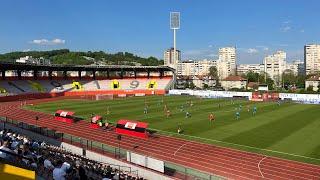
[170,12,180,70]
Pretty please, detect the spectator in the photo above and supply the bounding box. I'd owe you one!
[0,140,15,160]
[0,128,146,180]
[44,156,54,170]
[53,160,67,180]
[78,165,88,180]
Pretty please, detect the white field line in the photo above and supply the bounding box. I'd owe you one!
[149,128,320,162]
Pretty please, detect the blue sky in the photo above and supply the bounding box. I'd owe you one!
[0,0,320,64]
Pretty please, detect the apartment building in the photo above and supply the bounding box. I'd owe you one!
[264,51,287,85]
[164,48,181,70]
[304,44,320,75]
[218,47,236,76]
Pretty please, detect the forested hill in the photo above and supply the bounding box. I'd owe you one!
[0,49,163,66]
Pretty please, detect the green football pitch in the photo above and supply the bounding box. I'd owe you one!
[26,95,320,165]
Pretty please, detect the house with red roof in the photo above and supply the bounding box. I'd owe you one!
[221,75,247,90]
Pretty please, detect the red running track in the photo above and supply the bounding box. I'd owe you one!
[0,99,320,180]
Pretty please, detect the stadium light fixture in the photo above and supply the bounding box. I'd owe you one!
[170,12,180,70]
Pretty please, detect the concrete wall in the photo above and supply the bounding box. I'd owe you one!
[86,150,172,180]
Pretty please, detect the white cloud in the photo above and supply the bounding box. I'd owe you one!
[280,26,291,32]
[52,38,65,44]
[31,39,49,45]
[247,48,259,54]
[23,49,31,52]
[30,38,66,45]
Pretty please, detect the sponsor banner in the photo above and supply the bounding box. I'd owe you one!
[135,93,145,97]
[118,94,127,97]
[127,152,164,173]
[169,90,252,98]
[280,93,320,102]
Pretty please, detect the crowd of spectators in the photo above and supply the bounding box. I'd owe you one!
[0,128,145,180]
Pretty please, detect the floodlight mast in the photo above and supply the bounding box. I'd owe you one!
[170,12,180,70]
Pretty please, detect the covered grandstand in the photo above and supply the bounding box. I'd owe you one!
[0,61,175,99]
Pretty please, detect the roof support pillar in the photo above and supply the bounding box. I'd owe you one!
[120,69,124,79]
[48,71,52,80]
[34,70,38,80]
[159,70,164,79]
[17,70,22,80]
[63,71,67,80]
[78,71,82,80]
[1,70,5,80]
[92,70,96,80]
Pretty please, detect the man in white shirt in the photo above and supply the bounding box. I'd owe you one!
[44,158,54,170]
[61,161,70,172]
[53,160,67,180]
[53,167,67,180]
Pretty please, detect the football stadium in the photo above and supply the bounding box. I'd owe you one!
[0,61,320,180]
[1,1,320,180]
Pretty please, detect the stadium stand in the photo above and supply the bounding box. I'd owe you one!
[0,128,146,180]
[0,77,173,95]
[94,80,101,89]
[5,81,26,93]
[28,80,46,93]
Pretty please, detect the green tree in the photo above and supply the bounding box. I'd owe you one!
[307,85,314,92]
[208,66,218,78]
[208,66,219,86]
[282,69,296,89]
[296,75,306,88]
[0,49,163,66]
[189,82,196,89]
[184,81,190,89]
[246,71,259,82]
[266,78,274,90]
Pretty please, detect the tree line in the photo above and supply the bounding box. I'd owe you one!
[207,66,318,93]
[0,49,164,66]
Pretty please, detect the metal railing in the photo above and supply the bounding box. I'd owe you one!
[0,116,225,180]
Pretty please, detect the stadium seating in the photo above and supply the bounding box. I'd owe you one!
[0,128,145,180]
[1,81,27,93]
[27,80,46,93]
[0,77,173,95]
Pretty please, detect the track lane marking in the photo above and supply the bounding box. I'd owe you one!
[174,142,189,156]
[258,156,268,178]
